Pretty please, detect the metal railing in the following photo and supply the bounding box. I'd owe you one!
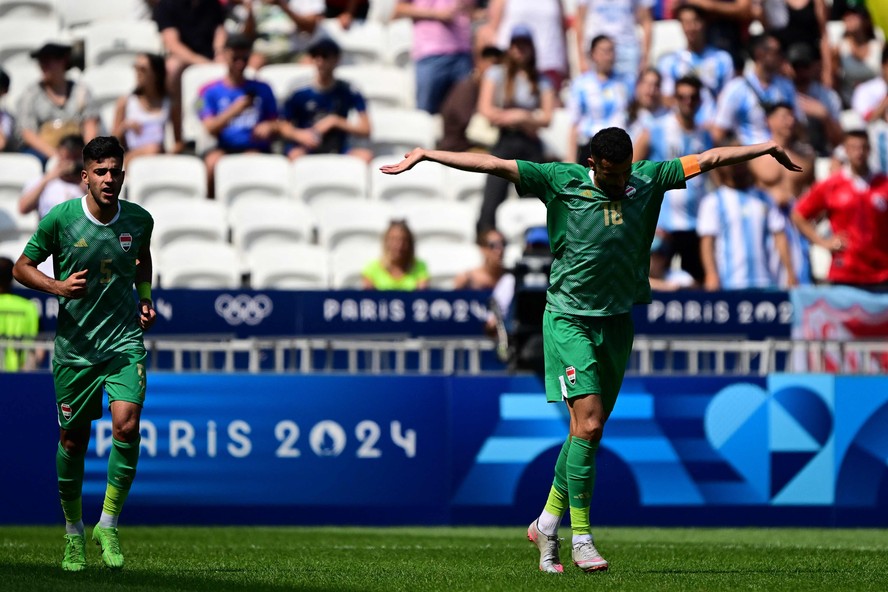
[3,337,888,375]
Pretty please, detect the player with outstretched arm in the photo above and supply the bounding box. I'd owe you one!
[13,136,155,572]
[380,128,801,574]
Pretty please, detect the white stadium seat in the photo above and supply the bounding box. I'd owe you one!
[539,107,573,162]
[214,153,291,206]
[497,198,548,246]
[149,200,228,249]
[0,153,43,208]
[368,106,436,156]
[329,242,374,289]
[179,62,227,150]
[336,64,414,109]
[81,20,163,69]
[384,18,413,68]
[291,154,369,203]
[0,0,56,19]
[158,240,242,289]
[79,64,136,133]
[399,199,475,248]
[312,199,391,251]
[54,0,143,29]
[229,197,315,254]
[369,156,446,202]
[418,242,483,290]
[445,164,487,208]
[647,19,686,66]
[0,18,61,67]
[4,62,42,115]
[320,19,387,65]
[256,63,315,105]
[247,243,329,290]
[125,154,207,206]
[0,201,37,242]
[0,237,28,260]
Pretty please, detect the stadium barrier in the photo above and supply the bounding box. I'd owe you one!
[2,372,887,527]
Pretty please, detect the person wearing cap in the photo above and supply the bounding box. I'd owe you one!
[381,127,802,575]
[278,37,372,162]
[16,41,99,164]
[0,67,16,152]
[198,34,279,196]
[393,0,475,114]
[786,42,843,156]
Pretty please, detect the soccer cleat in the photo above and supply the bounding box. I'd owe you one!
[527,520,563,573]
[62,534,86,572]
[92,526,124,569]
[572,540,608,572]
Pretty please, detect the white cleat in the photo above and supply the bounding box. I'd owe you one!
[571,539,608,572]
[527,521,563,574]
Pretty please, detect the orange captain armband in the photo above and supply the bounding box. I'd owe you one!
[680,155,701,178]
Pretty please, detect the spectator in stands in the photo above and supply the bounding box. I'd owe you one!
[16,41,99,166]
[234,0,325,69]
[833,7,882,107]
[199,34,279,197]
[791,130,888,290]
[712,33,801,145]
[437,45,504,152]
[749,102,816,286]
[154,0,227,129]
[0,256,40,372]
[566,35,631,164]
[112,53,181,165]
[454,227,509,290]
[362,220,430,290]
[479,0,569,94]
[657,4,734,124]
[786,43,844,157]
[475,26,555,235]
[0,68,16,152]
[684,0,754,74]
[649,232,697,290]
[627,67,669,141]
[761,0,834,89]
[851,45,888,123]
[634,75,713,284]
[698,158,796,290]
[278,37,372,162]
[573,0,653,83]
[325,0,369,29]
[18,135,85,219]
[394,0,475,115]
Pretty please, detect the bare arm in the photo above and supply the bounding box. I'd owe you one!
[380,147,520,185]
[772,230,798,287]
[692,141,802,176]
[699,235,720,291]
[13,254,88,298]
[20,127,56,159]
[636,6,653,70]
[161,27,211,65]
[790,208,843,251]
[202,95,253,137]
[574,6,588,73]
[633,128,651,162]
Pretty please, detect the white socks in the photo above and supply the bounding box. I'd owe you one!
[572,534,592,546]
[536,510,561,536]
[65,520,84,536]
[97,511,118,529]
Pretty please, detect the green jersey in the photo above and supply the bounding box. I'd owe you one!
[23,196,153,366]
[516,159,687,316]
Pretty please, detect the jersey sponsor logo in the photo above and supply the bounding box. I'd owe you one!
[215,294,274,326]
[74,238,88,248]
[60,403,72,420]
[119,233,133,252]
[566,366,576,386]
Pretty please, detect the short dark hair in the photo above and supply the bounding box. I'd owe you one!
[58,134,84,153]
[589,34,612,53]
[589,127,633,163]
[83,136,125,165]
[480,45,504,61]
[674,3,705,20]
[845,129,870,142]
[0,256,13,289]
[764,101,794,116]
[308,37,341,58]
[0,67,9,93]
[225,33,254,51]
[749,33,780,60]
[882,44,888,65]
[675,75,703,93]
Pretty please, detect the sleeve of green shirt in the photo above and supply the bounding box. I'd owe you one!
[516,160,557,204]
[653,158,688,192]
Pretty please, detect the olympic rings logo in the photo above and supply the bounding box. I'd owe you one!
[214,294,274,326]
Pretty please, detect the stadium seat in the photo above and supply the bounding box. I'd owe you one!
[158,240,243,289]
[384,18,413,68]
[214,153,291,206]
[329,242,374,289]
[179,62,227,150]
[369,155,446,202]
[79,64,136,131]
[367,0,398,23]
[312,199,391,251]
[0,237,28,261]
[319,19,387,65]
[539,107,573,162]
[445,166,486,209]
[840,109,865,131]
[497,198,547,246]
[399,199,475,248]
[418,242,483,289]
[0,0,56,19]
[368,106,436,156]
[54,0,143,29]
[336,63,414,109]
[256,63,314,105]
[4,62,42,114]
[0,153,43,208]
[247,243,329,289]
[125,154,207,206]
[149,200,228,249]
[814,156,834,182]
[81,20,163,69]
[0,201,36,242]
[647,20,686,66]
[0,18,61,67]
[290,154,369,204]
[228,197,315,254]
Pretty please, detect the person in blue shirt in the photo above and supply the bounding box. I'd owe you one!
[198,34,278,196]
[279,37,372,162]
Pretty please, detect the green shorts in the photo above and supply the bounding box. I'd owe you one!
[53,351,147,429]
[542,309,634,411]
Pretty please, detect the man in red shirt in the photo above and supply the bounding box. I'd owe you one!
[792,130,888,289]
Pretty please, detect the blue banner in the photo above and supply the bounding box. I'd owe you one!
[3,372,886,526]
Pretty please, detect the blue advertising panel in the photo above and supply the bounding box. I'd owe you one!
[21,288,791,338]
[2,372,885,526]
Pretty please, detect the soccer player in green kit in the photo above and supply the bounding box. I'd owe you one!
[13,136,156,572]
[380,127,802,574]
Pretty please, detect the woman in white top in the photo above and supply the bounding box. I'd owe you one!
[112,53,181,164]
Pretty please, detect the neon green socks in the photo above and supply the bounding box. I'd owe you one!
[566,436,599,536]
[102,437,140,517]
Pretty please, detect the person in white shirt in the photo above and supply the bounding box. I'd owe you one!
[573,0,653,82]
[851,45,888,123]
[18,134,85,219]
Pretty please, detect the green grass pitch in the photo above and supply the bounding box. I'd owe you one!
[2,526,888,591]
